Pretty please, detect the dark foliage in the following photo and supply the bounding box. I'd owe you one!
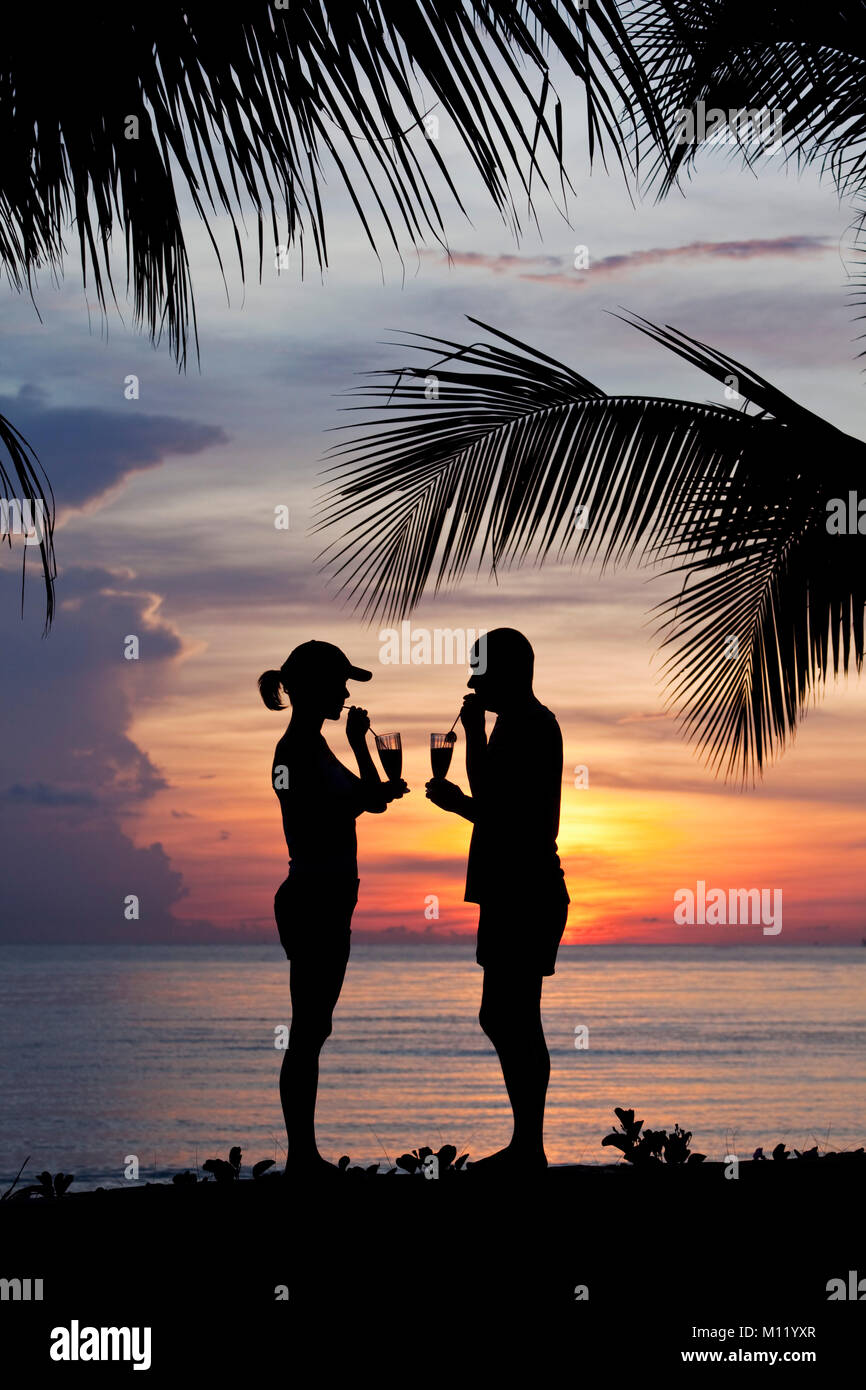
[9,1169,75,1200]
[601,1106,707,1164]
[0,3,674,625]
[318,316,865,779]
[1,4,670,365]
[631,2,866,351]
[201,1145,275,1183]
[632,1,866,201]
[0,416,55,629]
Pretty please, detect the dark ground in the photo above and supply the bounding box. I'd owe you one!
[2,1159,863,1377]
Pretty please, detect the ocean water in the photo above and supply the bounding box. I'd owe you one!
[0,945,863,1189]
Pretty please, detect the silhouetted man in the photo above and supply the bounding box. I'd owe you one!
[426,628,569,1171]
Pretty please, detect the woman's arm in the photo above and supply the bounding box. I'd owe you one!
[362,778,409,814]
[346,705,408,814]
[346,706,380,786]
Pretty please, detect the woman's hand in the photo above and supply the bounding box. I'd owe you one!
[425,778,465,813]
[364,777,408,814]
[346,705,371,748]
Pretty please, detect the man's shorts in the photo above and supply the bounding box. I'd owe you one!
[274,872,359,967]
[475,894,569,977]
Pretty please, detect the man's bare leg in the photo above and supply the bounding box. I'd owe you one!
[473,967,549,1170]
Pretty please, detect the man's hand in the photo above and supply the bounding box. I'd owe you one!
[425,778,465,813]
[383,778,409,802]
[459,693,485,739]
[346,705,370,748]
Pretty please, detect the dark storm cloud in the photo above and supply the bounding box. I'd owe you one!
[2,782,98,807]
[0,386,228,513]
[0,564,191,941]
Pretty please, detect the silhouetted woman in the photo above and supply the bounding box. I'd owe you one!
[259,640,407,1175]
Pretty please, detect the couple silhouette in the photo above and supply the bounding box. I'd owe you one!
[258,628,569,1177]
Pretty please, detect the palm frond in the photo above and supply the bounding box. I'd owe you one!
[650,406,864,779]
[0,3,671,367]
[628,2,866,362]
[0,413,56,631]
[1,2,676,625]
[630,1,866,199]
[317,313,797,618]
[317,316,866,776]
[843,195,866,359]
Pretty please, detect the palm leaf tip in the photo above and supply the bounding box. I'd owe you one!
[0,413,56,629]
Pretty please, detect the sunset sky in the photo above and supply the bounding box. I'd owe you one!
[2,76,865,946]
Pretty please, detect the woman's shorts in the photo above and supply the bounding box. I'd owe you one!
[476,894,569,977]
[274,873,359,966]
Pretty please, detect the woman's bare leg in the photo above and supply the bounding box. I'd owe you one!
[281,950,348,1170]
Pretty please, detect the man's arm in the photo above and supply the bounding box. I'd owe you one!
[461,693,487,797]
[425,779,476,821]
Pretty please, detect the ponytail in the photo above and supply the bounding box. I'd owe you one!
[258,668,287,711]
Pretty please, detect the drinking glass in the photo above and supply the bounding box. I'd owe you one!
[429,733,454,780]
[375,732,402,782]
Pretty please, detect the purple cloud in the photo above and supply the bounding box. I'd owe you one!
[425,236,832,289]
[0,386,228,514]
[0,565,190,941]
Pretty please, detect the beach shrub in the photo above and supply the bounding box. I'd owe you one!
[753,1142,790,1162]
[664,1124,702,1165]
[394,1144,468,1176]
[332,1143,468,1177]
[601,1108,706,1165]
[201,1145,276,1184]
[332,1155,384,1176]
[1,1157,32,1201]
[10,1170,75,1200]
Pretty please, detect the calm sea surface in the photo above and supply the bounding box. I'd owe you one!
[0,945,863,1189]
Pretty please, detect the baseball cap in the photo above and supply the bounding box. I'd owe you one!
[280,640,372,688]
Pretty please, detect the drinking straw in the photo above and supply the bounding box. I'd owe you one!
[342,703,379,738]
